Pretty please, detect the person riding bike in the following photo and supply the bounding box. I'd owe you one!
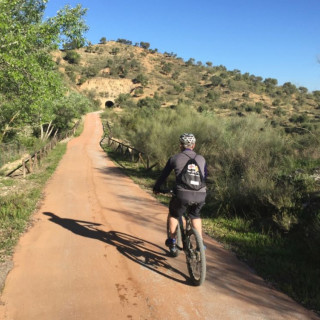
[153,133,207,256]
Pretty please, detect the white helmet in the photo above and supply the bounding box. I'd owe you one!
[179,133,196,146]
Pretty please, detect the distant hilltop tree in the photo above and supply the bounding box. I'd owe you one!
[140,41,150,50]
[282,82,297,95]
[117,38,133,45]
[264,78,278,87]
[100,37,107,44]
[186,58,195,66]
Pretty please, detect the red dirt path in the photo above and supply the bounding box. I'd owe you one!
[0,112,318,320]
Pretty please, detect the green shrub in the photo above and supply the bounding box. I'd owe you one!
[106,106,304,223]
[82,65,100,78]
[134,74,148,87]
[64,51,81,64]
[137,97,161,109]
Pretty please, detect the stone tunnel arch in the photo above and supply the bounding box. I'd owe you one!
[105,100,114,108]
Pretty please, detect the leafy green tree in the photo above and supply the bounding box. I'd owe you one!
[0,0,89,142]
[47,4,88,49]
[53,92,91,131]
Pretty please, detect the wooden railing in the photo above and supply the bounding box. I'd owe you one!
[6,120,81,178]
[100,122,157,170]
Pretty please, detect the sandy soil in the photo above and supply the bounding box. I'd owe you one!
[0,112,318,320]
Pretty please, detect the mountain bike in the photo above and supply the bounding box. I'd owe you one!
[164,191,206,286]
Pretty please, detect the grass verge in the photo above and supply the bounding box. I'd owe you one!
[0,142,67,262]
[102,143,320,315]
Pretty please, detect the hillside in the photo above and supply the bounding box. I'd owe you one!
[55,40,320,133]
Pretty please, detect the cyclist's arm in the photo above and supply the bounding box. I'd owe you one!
[204,162,208,180]
[153,158,173,192]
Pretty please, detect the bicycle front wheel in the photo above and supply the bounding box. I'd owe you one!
[185,228,206,286]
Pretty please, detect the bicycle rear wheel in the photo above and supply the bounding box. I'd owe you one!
[185,228,206,286]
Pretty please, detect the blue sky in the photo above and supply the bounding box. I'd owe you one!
[44,0,320,92]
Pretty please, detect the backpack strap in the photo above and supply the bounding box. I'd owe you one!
[183,152,197,161]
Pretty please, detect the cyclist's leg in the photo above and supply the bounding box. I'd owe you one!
[166,196,185,254]
[188,192,206,240]
[167,212,179,238]
[191,217,203,239]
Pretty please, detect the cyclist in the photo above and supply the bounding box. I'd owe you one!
[153,133,207,255]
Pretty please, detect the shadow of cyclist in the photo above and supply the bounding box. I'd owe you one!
[43,212,191,285]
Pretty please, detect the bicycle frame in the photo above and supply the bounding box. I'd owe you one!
[176,205,207,286]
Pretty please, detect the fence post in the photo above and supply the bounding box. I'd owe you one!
[29,156,33,173]
[33,153,38,170]
[22,160,26,178]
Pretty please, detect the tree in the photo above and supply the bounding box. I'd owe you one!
[186,58,195,66]
[47,4,88,49]
[117,39,132,45]
[140,42,150,50]
[298,86,308,94]
[282,82,297,95]
[264,78,278,87]
[100,37,107,44]
[313,90,320,100]
[0,0,89,142]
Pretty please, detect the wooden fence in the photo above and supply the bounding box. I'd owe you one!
[100,122,157,170]
[0,142,27,168]
[6,120,81,178]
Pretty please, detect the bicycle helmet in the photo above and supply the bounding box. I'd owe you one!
[179,133,196,146]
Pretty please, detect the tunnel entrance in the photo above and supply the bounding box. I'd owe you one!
[105,100,114,108]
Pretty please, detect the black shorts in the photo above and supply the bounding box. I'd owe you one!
[169,192,206,219]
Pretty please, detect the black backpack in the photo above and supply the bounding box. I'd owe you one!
[177,154,205,191]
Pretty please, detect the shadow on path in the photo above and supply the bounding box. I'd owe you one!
[43,212,191,285]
